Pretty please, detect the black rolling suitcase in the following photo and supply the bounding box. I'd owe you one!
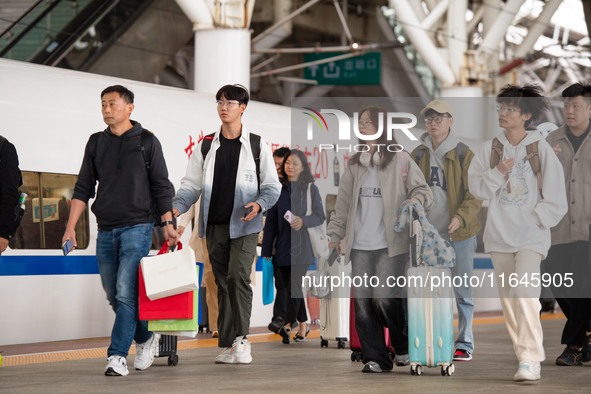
[156,334,179,366]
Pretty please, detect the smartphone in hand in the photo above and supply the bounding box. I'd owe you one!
[243,206,254,219]
[283,210,294,224]
[62,239,75,256]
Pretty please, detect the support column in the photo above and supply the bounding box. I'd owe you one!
[176,0,252,94]
[194,29,251,95]
[447,0,467,82]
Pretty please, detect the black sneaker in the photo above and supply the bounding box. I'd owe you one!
[267,318,284,334]
[556,345,582,366]
[582,334,591,363]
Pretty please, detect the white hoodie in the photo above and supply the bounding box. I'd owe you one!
[468,131,567,258]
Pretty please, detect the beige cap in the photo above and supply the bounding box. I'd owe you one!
[420,100,453,116]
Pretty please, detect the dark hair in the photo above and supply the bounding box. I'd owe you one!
[273,147,291,159]
[216,84,250,105]
[283,149,314,187]
[101,85,134,103]
[562,83,591,101]
[496,84,549,128]
[349,106,398,169]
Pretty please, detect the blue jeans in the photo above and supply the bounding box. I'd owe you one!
[97,223,154,357]
[450,236,476,353]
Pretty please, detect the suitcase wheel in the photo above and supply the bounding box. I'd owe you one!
[320,338,328,348]
[410,364,422,376]
[351,350,362,362]
[441,364,454,376]
[167,355,179,366]
[337,340,346,349]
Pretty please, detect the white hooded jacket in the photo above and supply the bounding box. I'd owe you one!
[468,131,567,258]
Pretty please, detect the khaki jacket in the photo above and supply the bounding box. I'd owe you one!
[546,125,591,244]
[327,151,433,264]
[410,145,482,242]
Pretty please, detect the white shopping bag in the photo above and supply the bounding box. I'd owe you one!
[140,243,198,300]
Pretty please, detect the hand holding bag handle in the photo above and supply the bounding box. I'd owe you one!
[158,240,182,254]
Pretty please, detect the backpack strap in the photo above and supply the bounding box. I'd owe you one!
[412,147,425,167]
[490,138,503,169]
[200,133,216,162]
[455,142,468,167]
[249,133,261,192]
[140,129,154,170]
[525,141,543,199]
[201,132,261,194]
[490,137,511,193]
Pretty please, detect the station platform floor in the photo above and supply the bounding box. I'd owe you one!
[1,312,589,393]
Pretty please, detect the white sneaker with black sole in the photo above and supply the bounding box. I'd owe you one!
[134,333,160,370]
[105,355,129,376]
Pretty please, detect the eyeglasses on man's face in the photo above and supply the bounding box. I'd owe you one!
[424,114,450,124]
[216,100,240,107]
[496,104,521,114]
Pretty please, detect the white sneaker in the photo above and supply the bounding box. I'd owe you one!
[233,336,252,364]
[214,336,252,364]
[514,361,541,381]
[214,347,235,364]
[105,355,129,376]
[134,333,160,370]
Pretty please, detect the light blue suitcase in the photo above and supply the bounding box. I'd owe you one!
[406,208,455,376]
[407,266,455,376]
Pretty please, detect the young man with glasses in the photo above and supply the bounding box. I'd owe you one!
[468,85,567,382]
[410,100,482,362]
[544,82,591,367]
[173,84,281,364]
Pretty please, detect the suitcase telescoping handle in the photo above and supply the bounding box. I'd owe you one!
[409,207,422,268]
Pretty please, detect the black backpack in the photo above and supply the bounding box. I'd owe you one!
[200,132,261,193]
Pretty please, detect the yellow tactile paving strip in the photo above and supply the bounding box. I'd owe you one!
[1,313,564,367]
[1,332,301,367]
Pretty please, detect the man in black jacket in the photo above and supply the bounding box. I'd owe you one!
[62,85,178,376]
[0,135,21,254]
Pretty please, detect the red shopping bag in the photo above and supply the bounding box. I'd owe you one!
[138,242,194,320]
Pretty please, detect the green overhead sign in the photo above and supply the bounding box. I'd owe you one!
[304,52,381,85]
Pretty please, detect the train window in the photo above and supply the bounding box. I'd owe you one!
[9,172,90,250]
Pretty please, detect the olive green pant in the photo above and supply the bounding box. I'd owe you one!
[206,224,258,348]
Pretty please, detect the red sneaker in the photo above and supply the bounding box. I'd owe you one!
[453,349,472,361]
